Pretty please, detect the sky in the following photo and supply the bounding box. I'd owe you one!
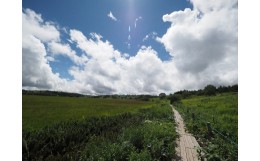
[22,0,238,95]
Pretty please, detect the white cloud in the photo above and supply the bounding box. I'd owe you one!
[70,30,120,61]
[22,9,84,93]
[107,11,117,21]
[191,0,237,13]
[23,9,62,89]
[46,56,55,62]
[122,46,172,93]
[143,32,158,42]
[22,8,60,42]
[157,0,238,88]
[143,35,149,42]
[135,16,142,28]
[48,41,88,65]
[23,35,58,89]
[23,5,237,95]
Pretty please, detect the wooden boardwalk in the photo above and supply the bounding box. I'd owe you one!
[172,106,200,161]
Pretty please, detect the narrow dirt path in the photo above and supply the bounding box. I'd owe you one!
[171,105,200,161]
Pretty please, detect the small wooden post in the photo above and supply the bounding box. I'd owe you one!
[207,122,213,137]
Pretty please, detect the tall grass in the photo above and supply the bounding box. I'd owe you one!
[174,92,238,161]
[23,100,177,160]
[23,95,154,131]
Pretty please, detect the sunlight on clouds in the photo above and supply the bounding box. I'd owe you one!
[47,41,88,65]
[22,0,237,95]
[158,0,237,84]
[22,9,60,42]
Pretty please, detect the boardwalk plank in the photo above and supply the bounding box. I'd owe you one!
[186,148,194,161]
[172,105,200,161]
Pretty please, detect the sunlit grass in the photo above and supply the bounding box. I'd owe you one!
[175,92,238,160]
[23,95,154,131]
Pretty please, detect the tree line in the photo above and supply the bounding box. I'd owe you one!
[23,84,237,102]
[22,90,84,97]
[22,90,156,101]
[166,84,238,104]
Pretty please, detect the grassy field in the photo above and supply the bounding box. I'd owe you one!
[22,97,177,161]
[174,92,238,161]
[23,95,154,131]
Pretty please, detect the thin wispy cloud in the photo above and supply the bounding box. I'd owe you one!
[135,16,142,28]
[107,11,117,21]
[143,32,158,42]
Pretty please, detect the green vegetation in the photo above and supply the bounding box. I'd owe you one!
[23,85,238,160]
[23,95,154,131]
[22,89,158,101]
[168,84,238,101]
[159,93,167,99]
[203,85,217,96]
[174,92,238,161]
[22,90,85,97]
[23,101,177,161]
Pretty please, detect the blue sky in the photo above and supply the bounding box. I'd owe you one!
[23,0,191,57]
[22,0,238,95]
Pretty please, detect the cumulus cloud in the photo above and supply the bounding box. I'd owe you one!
[157,0,238,87]
[23,9,62,89]
[23,3,237,95]
[22,8,60,42]
[23,35,57,89]
[47,41,88,65]
[22,9,84,93]
[69,30,121,61]
[107,11,117,21]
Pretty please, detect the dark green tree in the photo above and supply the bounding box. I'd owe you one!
[231,84,238,92]
[204,85,217,96]
[159,93,166,99]
[168,94,181,104]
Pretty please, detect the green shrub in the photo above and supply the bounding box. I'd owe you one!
[129,150,152,161]
[80,137,135,161]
